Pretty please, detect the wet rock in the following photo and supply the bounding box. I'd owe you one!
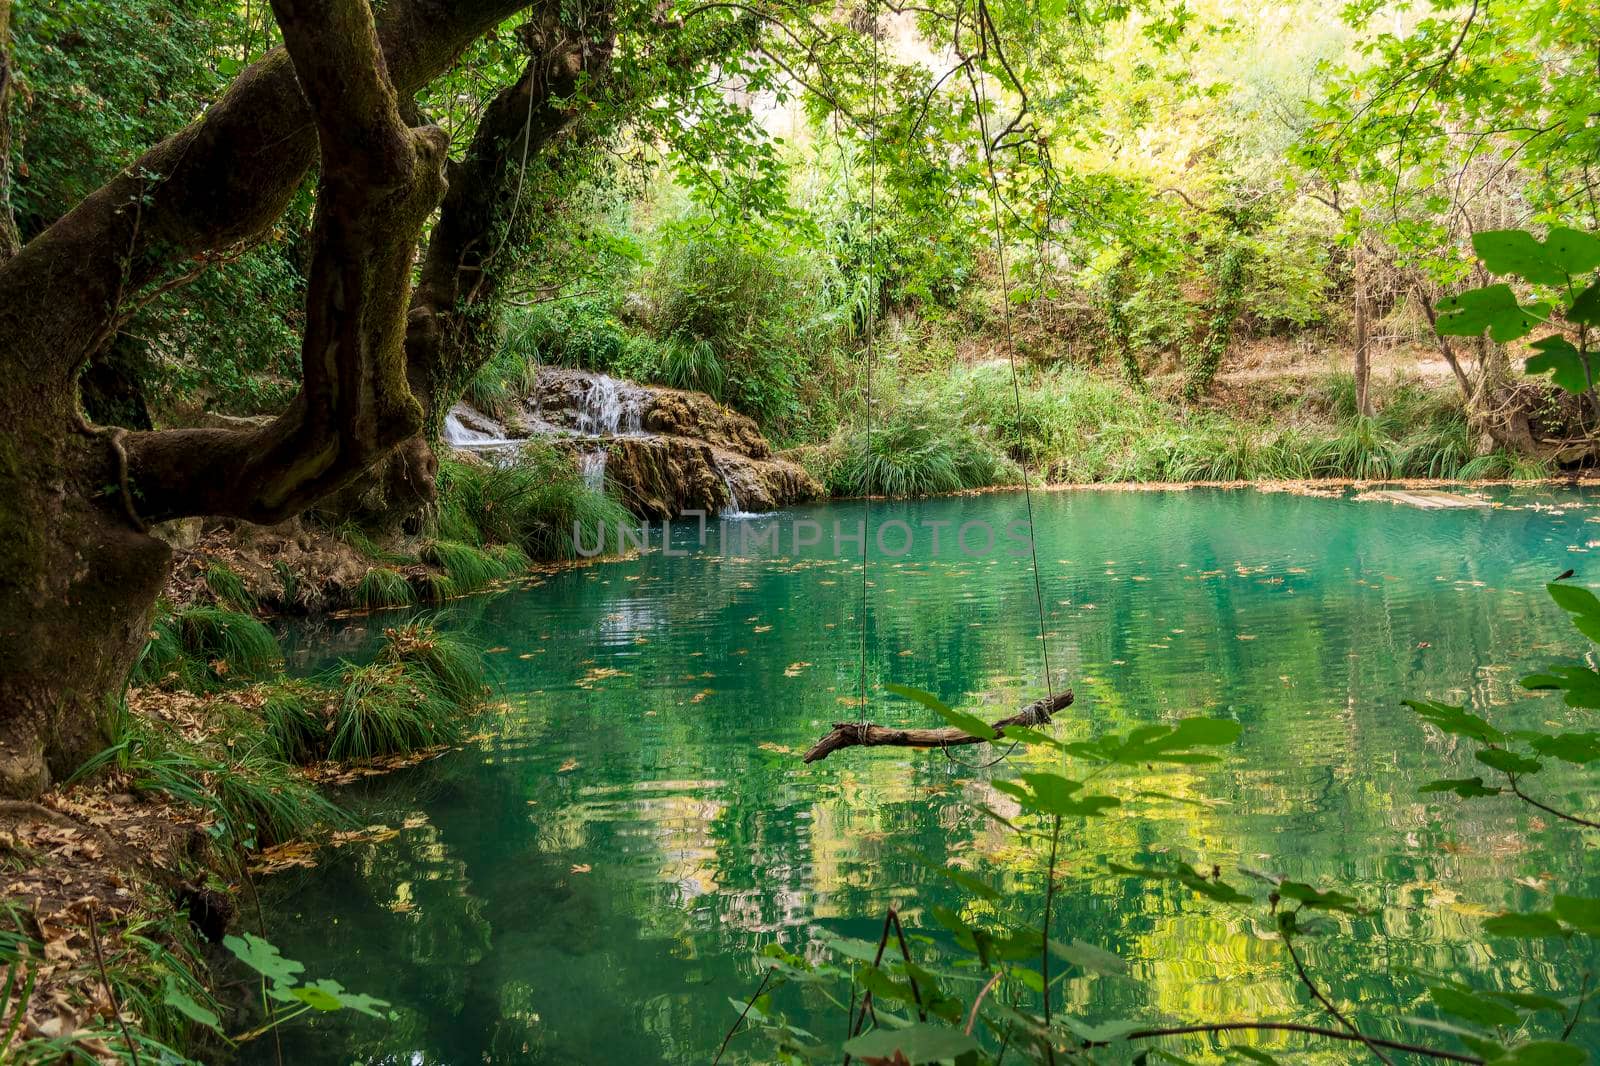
[451,367,819,518]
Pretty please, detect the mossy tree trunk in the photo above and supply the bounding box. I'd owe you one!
[1181,243,1246,403]
[0,0,18,262]
[0,0,546,798]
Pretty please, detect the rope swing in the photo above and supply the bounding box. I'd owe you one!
[800,0,1070,764]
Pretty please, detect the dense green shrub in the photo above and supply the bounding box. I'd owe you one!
[435,446,631,560]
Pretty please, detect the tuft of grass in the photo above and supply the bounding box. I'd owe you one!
[422,540,515,597]
[325,661,460,761]
[435,446,632,560]
[378,621,489,707]
[175,606,280,685]
[322,621,486,761]
[829,399,1018,497]
[130,604,281,692]
[203,562,256,612]
[73,723,339,849]
[252,679,327,764]
[353,566,417,611]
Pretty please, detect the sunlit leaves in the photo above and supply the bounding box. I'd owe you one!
[1472,229,1600,286]
[1108,862,1251,904]
[1420,777,1503,798]
[1403,699,1503,743]
[885,683,997,740]
[1428,984,1523,1029]
[993,773,1120,817]
[842,1023,979,1062]
[1434,285,1548,343]
[1062,717,1241,765]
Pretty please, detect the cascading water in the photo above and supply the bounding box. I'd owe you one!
[575,375,642,436]
[579,449,608,493]
[717,463,754,520]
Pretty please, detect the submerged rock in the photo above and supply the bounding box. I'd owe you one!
[448,367,819,518]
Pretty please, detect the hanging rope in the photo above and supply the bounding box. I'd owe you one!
[802,1,1069,765]
[856,0,881,734]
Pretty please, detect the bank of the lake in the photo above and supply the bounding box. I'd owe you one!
[245,485,1600,1064]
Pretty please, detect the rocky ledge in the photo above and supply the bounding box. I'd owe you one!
[445,367,820,519]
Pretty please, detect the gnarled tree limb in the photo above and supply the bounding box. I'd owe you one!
[118,0,451,523]
[0,0,539,387]
[802,690,1073,763]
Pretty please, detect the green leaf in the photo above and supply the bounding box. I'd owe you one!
[1545,228,1600,275]
[1553,895,1600,935]
[1571,280,1600,326]
[1523,731,1600,764]
[885,683,996,740]
[1056,1015,1143,1042]
[1526,337,1593,394]
[904,851,1001,901]
[1277,881,1364,914]
[826,937,884,963]
[842,1023,979,1062]
[285,979,389,1017]
[1420,777,1503,798]
[1226,1050,1282,1065]
[289,981,344,1012]
[1476,748,1542,775]
[1488,992,1569,1014]
[1482,911,1565,938]
[993,773,1120,817]
[223,932,305,986]
[1404,699,1504,743]
[1473,231,1563,284]
[163,979,222,1033]
[1435,284,1549,342]
[1109,862,1251,904]
[1066,718,1241,765]
[1048,938,1129,975]
[1521,664,1600,709]
[1429,984,1523,1028]
[1474,229,1589,285]
[1548,582,1600,642]
[1501,1041,1589,1066]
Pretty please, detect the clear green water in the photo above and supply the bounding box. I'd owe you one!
[256,487,1600,1064]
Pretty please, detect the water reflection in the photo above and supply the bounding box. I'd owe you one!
[259,486,1600,1063]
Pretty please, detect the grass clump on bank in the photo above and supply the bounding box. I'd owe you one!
[435,445,631,560]
[324,624,480,761]
[131,603,282,692]
[798,365,1549,494]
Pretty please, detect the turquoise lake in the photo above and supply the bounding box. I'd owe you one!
[252,486,1600,1063]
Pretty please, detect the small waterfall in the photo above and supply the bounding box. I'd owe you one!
[575,375,642,436]
[718,464,754,519]
[579,449,608,493]
[443,406,518,461]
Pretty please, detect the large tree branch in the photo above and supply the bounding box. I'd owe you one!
[0,0,538,386]
[405,13,611,431]
[119,0,451,523]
